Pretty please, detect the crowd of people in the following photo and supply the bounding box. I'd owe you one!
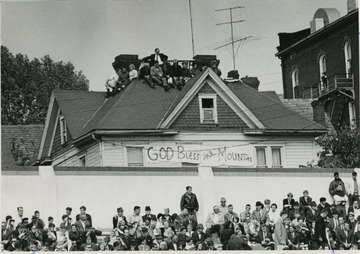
[2,172,360,251]
[105,48,222,98]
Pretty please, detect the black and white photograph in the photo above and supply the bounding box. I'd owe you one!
[1,0,359,252]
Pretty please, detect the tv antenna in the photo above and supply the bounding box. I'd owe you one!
[215,5,246,70]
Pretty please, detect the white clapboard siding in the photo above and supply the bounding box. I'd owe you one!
[285,142,316,167]
[103,141,125,166]
[86,144,101,166]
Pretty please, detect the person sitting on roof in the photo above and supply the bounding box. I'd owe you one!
[181,62,191,82]
[162,60,174,88]
[118,67,131,90]
[171,60,184,90]
[210,60,222,77]
[142,48,168,66]
[150,61,170,91]
[105,71,121,98]
[190,62,200,77]
[129,64,138,81]
[139,61,154,88]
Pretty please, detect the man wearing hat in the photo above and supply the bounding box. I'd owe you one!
[142,206,156,224]
[252,201,267,224]
[113,207,127,229]
[314,209,328,248]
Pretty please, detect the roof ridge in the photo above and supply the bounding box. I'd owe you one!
[95,82,137,129]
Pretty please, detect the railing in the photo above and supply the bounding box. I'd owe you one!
[303,73,354,99]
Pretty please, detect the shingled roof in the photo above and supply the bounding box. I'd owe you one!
[51,69,325,142]
[1,125,44,166]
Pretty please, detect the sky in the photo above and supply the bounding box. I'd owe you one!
[1,0,348,93]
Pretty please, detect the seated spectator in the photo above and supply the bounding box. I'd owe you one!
[252,201,267,224]
[239,235,252,250]
[348,211,357,231]
[75,214,89,232]
[142,206,156,224]
[178,208,189,225]
[337,220,354,250]
[328,211,340,233]
[263,199,271,213]
[55,224,69,251]
[306,201,318,229]
[105,71,120,97]
[167,234,180,250]
[184,237,195,250]
[60,214,71,231]
[283,192,295,214]
[349,200,360,219]
[128,206,141,229]
[113,207,127,229]
[227,230,242,250]
[158,241,168,250]
[47,216,54,227]
[137,236,150,251]
[65,207,72,217]
[150,61,170,91]
[256,224,274,250]
[33,211,45,230]
[69,224,81,251]
[181,62,191,80]
[170,213,182,233]
[42,223,57,250]
[205,205,225,236]
[267,203,280,230]
[139,61,154,88]
[28,224,42,243]
[170,59,184,90]
[129,64,138,81]
[224,204,239,224]
[201,233,216,250]
[192,224,205,248]
[75,206,92,228]
[161,60,173,87]
[161,221,173,239]
[242,215,260,241]
[299,190,313,214]
[177,227,188,249]
[120,228,132,250]
[210,60,222,77]
[142,48,168,66]
[239,204,251,223]
[353,219,360,247]
[190,62,200,77]
[186,224,194,237]
[317,197,331,214]
[219,197,228,214]
[220,221,234,250]
[118,67,131,89]
[289,201,305,221]
[329,172,347,218]
[287,225,299,250]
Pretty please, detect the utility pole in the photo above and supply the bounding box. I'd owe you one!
[189,0,195,57]
[215,6,245,70]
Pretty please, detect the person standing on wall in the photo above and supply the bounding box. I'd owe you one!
[180,186,199,221]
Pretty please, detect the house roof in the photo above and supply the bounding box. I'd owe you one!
[1,125,44,166]
[51,69,325,142]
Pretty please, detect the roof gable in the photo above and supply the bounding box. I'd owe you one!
[160,69,265,129]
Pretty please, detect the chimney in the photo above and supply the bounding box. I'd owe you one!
[310,18,324,33]
[227,70,239,79]
[311,100,326,126]
[241,76,260,91]
[347,0,358,13]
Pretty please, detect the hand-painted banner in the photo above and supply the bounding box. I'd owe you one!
[145,145,254,166]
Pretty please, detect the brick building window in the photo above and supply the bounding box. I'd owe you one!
[199,94,218,124]
[127,147,144,166]
[59,115,67,145]
[291,69,299,98]
[344,41,352,77]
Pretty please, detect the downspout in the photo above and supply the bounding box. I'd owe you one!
[92,134,103,166]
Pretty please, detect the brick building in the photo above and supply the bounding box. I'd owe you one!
[34,68,325,168]
[276,1,359,130]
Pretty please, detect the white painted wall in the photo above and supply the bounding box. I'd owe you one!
[2,166,355,230]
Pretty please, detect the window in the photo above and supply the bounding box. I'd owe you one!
[319,54,327,90]
[256,147,267,167]
[255,146,283,167]
[199,94,217,124]
[291,69,299,98]
[59,115,67,145]
[349,102,356,130]
[79,155,86,167]
[344,41,352,77]
[127,147,144,166]
[271,147,282,167]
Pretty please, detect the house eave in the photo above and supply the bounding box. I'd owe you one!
[244,129,326,135]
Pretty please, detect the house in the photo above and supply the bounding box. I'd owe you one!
[1,125,44,167]
[276,0,359,130]
[35,67,326,168]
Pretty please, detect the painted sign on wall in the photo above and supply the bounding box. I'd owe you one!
[146,145,254,166]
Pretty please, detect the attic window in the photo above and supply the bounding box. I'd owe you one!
[199,94,218,124]
[59,115,67,145]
